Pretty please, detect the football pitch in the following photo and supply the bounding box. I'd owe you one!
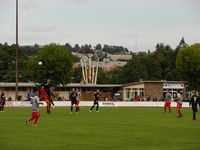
[0,107,200,150]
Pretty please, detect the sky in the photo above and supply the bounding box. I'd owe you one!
[0,0,200,51]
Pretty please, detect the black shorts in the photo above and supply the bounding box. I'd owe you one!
[93,100,99,105]
[192,107,198,112]
[71,100,77,105]
[0,100,4,105]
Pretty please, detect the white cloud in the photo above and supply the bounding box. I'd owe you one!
[120,32,143,39]
[0,0,199,51]
[20,0,40,10]
[22,24,57,33]
[61,0,94,5]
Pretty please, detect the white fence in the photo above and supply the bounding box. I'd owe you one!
[5,101,190,108]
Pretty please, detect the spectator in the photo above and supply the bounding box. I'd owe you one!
[0,92,6,112]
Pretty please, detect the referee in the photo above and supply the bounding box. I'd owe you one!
[89,89,101,112]
[189,90,200,120]
[69,88,78,114]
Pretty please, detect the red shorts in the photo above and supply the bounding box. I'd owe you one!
[32,112,40,118]
[44,96,50,103]
[177,103,182,110]
[164,101,171,107]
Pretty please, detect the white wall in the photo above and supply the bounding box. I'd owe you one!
[5,101,190,108]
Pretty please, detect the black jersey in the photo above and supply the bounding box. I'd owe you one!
[43,83,51,96]
[0,93,6,105]
[70,92,78,102]
[190,95,200,107]
[94,92,100,101]
[39,80,53,97]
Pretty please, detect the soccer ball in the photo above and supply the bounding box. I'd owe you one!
[38,61,43,65]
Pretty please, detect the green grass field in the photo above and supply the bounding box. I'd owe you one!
[0,107,200,150]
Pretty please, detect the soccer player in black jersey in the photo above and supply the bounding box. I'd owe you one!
[42,79,56,107]
[39,79,54,113]
[0,92,6,112]
[69,88,78,114]
[189,91,200,120]
[89,89,100,112]
[49,85,56,108]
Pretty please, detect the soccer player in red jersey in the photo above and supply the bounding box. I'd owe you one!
[176,90,183,118]
[40,86,51,114]
[26,91,43,127]
[164,90,172,113]
[76,89,82,112]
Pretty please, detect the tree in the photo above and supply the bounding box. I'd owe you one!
[20,45,39,56]
[176,43,200,90]
[176,37,188,50]
[105,67,124,84]
[28,43,73,84]
[108,53,162,84]
[64,43,73,51]
[80,44,93,54]
[153,43,180,80]
[0,44,28,82]
[97,68,108,84]
[71,66,82,83]
[120,54,146,83]
[95,44,102,50]
[74,44,80,52]
[0,44,17,81]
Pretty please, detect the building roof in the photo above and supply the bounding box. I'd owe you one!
[122,80,185,87]
[0,82,122,88]
[0,82,37,87]
[60,83,122,88]
[0,81,185,88]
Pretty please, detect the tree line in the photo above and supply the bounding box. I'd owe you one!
[0,39,200,90]
[0,42,129,57]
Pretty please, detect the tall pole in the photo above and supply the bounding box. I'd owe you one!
[15,0,19,100]
[94,58,99,85]
[88,58,91,83]
[81,59,86,84]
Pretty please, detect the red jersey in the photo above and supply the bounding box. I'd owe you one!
[40,87,47,100]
